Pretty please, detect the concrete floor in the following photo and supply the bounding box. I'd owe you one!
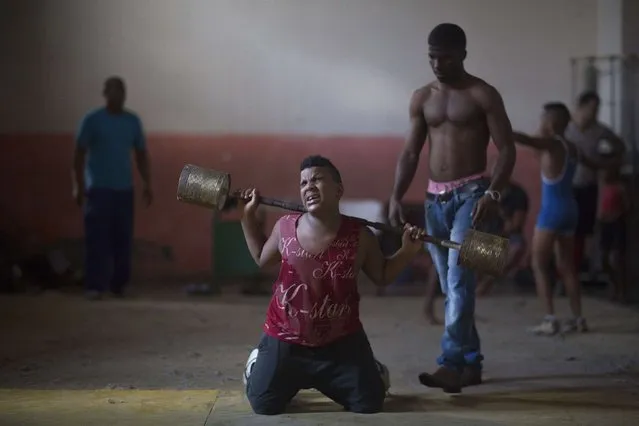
[1,287,638,425]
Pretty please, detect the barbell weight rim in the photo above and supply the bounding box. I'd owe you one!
[177,164,232,211]
[457,229,510,276]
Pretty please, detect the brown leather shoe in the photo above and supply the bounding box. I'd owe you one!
[461,366,482,387]
[418,367,462,393]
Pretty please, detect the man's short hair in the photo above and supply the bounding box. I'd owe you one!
[300,155,342,184]
[104,76,125,90]
[543,102,571,122]
[428,23,466,50]
[577,91,600,106]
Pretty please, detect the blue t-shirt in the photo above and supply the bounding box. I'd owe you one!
[75,107,146,190]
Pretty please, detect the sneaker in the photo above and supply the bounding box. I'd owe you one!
[562,317,588,333]
[243,348,258,386]
[375,359,390,392]
[528,316,560,336]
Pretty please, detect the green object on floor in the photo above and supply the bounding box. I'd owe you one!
[213,219,260,279]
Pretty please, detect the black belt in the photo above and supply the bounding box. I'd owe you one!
[426,178,488,203]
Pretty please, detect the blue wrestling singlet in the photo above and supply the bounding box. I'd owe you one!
[535,136,579,234]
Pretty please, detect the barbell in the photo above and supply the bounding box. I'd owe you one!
[176,164,510,276]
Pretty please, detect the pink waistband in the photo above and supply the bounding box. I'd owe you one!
[427,173,485,194]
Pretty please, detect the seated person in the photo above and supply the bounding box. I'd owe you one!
[239,155,424,415]
[476,179,529,296]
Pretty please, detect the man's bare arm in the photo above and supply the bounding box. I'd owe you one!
[575,147,621,171]
[512,131,554,151]
[134,149,152,188]
[391,89,428,201]
[72,147,86,192]
[133,117,152,189]
[73,115,92,196]
[360,228,417,287]
[478,85,516,193]
[241,216,282,268]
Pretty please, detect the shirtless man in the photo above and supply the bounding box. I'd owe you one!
[513,103,587,335]
[388,23,516,393]
[240,155,424,415]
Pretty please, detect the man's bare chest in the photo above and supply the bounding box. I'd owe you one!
[423,91,484,127]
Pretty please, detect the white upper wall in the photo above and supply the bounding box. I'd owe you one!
[1,0,596,134]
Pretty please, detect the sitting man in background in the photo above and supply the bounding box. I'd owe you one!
[476,178,529,296]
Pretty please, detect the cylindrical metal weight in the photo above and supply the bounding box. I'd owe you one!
[459,229,509,276]
[177,164,231,210]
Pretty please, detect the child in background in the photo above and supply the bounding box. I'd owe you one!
[598,161,630,303]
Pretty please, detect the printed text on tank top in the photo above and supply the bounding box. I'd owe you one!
[264,214,362,346]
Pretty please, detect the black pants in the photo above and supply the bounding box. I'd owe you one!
[246,329,385,415]
[574,185,599,237]
[599,218,627,253]
[84,189,134,293]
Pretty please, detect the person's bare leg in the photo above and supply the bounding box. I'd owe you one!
[555,234,587,332]
[529,229,559,335]
[505,241,527,279]
[424,267,441,325]
[531,230,556,314]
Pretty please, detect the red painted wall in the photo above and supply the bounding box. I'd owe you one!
[0,134,540,276]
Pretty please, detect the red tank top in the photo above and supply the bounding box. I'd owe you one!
[263,214,363,347]
[600,183,624,217]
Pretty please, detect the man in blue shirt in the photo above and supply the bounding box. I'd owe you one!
[72,76,153,299]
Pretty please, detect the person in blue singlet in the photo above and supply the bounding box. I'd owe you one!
[512,102,587,336]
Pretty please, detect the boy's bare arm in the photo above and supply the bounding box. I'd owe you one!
[359,227,421,287]
[241,216,282,268]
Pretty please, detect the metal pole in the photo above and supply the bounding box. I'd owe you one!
[610,57,617,130]
[586,57,598,92]
[570,58,579,102]
[626,58,639,302]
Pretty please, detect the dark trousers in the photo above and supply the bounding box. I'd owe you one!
[247,329,385,415]
[573,185,599,272]
[83,188,134,293]
[574,185,599,237]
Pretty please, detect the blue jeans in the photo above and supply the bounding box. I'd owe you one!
[425,180,492,372]
[83,188,134,293]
